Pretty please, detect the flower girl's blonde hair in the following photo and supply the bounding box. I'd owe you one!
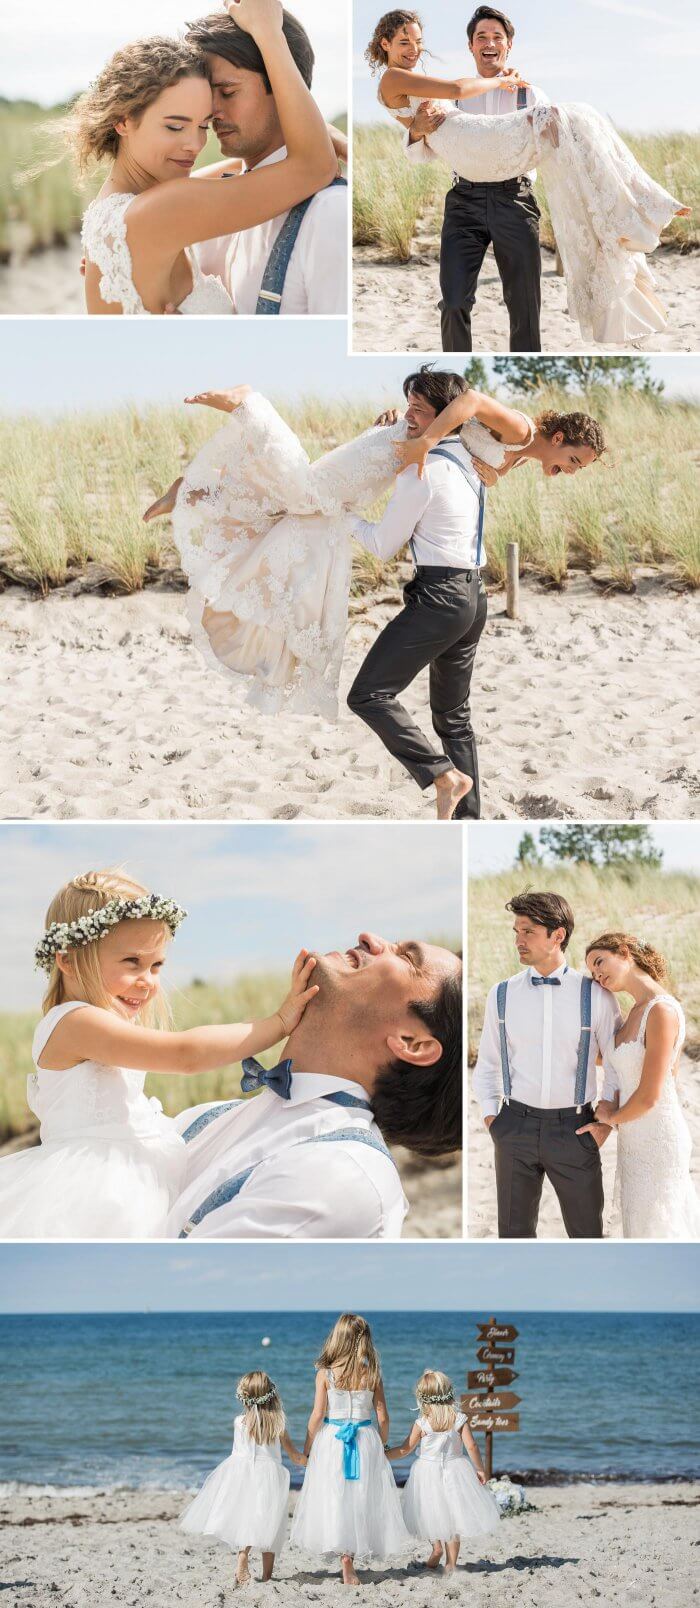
[315,1313,381,1391]
[236,1371,285,1445]
[41,869,171,1029]
[416,1369,458,1432]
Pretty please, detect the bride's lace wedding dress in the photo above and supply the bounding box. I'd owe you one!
[82,192,234,315]
[603,995,700,1240]
[172,393,406,717]
[394,96,681,343]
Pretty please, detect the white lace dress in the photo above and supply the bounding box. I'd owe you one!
[290,1373,410,1560]
[172,392,406,717]
[402,1414,501,1542]
[81,192,234,315]
[459,412,535,469]
[180,1415,290,1555]
[603,995,700,1240]
[0,1000,186,1238]
[391,95,681,343]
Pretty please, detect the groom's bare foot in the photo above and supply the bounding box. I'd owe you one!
[424,1544,444,1569]
[434,769,472,821]
[341,1555,360,1586]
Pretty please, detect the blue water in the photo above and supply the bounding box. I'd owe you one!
[0,1311,698,1491]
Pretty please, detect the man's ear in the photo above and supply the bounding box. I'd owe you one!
[385,1030,442,1068]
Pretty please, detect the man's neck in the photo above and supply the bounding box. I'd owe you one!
[284,1018,376,1096]
[242,134,285,171]
[530,955,566,978]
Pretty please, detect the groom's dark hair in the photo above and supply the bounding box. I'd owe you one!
[371,960,462,1158]
[403,364,468,417]
[506,891,574,950]
[185,10,314,91]
[467,7,515,43]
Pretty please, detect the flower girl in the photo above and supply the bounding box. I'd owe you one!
[290,1313,410,1585]
[0,868,317,1240]
[180,1372,305,1586]
[386,1369,500,1573]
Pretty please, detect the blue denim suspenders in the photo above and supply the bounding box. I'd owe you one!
[496,974,593,1112]
[255,176,348,314]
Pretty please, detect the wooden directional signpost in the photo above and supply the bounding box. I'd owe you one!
[461,1317,521,1479]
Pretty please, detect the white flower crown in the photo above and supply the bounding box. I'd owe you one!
[34,894,187,973]
[237,1385,278,1409]
[419,1388,455,1405]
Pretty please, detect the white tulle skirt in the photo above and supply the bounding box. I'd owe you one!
[402,1459,501,1543]
[290,1423,410,1560]
[180,1452,290,1554]
[427,101,682,343]
[0,1126,185,1239]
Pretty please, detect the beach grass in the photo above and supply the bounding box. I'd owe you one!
[353,122,700,257]
[467,863,700,1063]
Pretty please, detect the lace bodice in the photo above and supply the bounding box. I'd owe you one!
[29,1001,171,1144]
[416,1413,467,1462]
[326,1370,375,1422]
[378,89,435,123]
[81,192,234,316]
[460,413,535,468]
[232,1416,283,1463]
[604,995,698,1240]
[604,995,686,1110]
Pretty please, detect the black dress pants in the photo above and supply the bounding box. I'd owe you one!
[491,1100,604,1238]
[347,568,487,820]
[440,176,542,352]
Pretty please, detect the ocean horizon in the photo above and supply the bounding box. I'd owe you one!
[1,1309,698,1493]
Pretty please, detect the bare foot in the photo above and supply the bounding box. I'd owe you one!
[434,769,472,821]
[235,1551,251,1586]
[341,1555,360,1586]
[444,1562,456,1575]
[424,1543,443,1568]
[142,479,182,524]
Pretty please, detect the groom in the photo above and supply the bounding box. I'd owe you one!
[185,8,347,313]
[473,891,622,1238]
[167,931,462,1239]
[403,6,550,351]
[348,365,487,821]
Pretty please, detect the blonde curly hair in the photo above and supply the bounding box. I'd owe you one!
[41,868,171,1028]
[64,37,210,172]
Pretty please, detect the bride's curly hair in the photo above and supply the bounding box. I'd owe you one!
[365,10,425,73]
[585,931,668,984]
[536,410,607,460]
[63,37,210,173]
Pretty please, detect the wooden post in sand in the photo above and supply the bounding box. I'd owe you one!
[506,543,520,619]
[463,1317,521,1481]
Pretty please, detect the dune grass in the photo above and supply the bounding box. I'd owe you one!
[353,122,700,257]
[0,387,697,594]
[468,863,700,1065]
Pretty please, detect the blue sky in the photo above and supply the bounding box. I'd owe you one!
[0,0,347,118]
[353,0,700,130]
[0,822,462,1011]
[468,823,700,877]
[1,1242,697,1312]
[0,324,698,415]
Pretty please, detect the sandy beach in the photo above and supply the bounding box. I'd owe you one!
[352,240,700,354]
[1,575,697,823]
[2,1481,697,1607]
[467,1052,700,1238]
[0,238,85,316]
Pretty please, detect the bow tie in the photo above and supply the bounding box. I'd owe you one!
[241,1056,293,1100]
[531,975,561,986]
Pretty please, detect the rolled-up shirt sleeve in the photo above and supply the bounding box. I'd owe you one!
[352,467,429,560]
[472,985,503,1118]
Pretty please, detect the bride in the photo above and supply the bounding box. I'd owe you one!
[369,11,689,344]
[143,378,604,733]
[584,932,699,1240]
[72,0,337,314]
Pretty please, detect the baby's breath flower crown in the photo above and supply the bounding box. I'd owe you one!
[418,1387,455,1405]
[236,1383,277,1409]
[34,894,187,973]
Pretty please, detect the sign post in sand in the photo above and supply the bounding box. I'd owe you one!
[462,1317,520,1479]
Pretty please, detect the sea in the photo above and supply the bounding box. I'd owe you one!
[0,1310,698,1494]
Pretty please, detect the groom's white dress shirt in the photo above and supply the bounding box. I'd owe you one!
[473,964,622,1118]
[166,1072,407,1240]
[351,441,483,569]
[403,79,550,181]
[195,147,347,314]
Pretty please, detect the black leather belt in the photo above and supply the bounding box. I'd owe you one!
[413,566,477,580]
[453,175,531,190]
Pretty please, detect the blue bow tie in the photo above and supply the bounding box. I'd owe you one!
[531,975,561,986]
[241,1056,293,1100]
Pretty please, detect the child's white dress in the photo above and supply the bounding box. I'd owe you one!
[180,1415,290,1555]
[402,1414,501,1541]
[0,1001,185,1238]
[290,1371,410,1560]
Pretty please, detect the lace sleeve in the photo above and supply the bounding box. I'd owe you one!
[81,194,144,315]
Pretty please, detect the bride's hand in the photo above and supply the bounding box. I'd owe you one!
[496,71,530,92]
[471,456,499,489]
[275,950,319,1034]
[393,435,431,480]
[593,1100,617,1126]
[184,386,252,413]
[373,407,400,428]
[225,0,283,38]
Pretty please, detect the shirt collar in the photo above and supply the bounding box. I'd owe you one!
[527,962,569,983]
[285,1071,373,1108]
[244,145,286,173]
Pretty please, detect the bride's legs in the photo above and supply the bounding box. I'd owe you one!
[235,1547,251,1586]
[261,1551,275,1582]
[444,1536,460,1574]
[424,1541,444,1568]
[341,1553,360,1586]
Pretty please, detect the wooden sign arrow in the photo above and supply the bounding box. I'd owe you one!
[477,1323,519,1343]
[462,1392,521,1412]
[467,1368,518,1388]
[476,1345,515,1365]
[465,1412,519,1433]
